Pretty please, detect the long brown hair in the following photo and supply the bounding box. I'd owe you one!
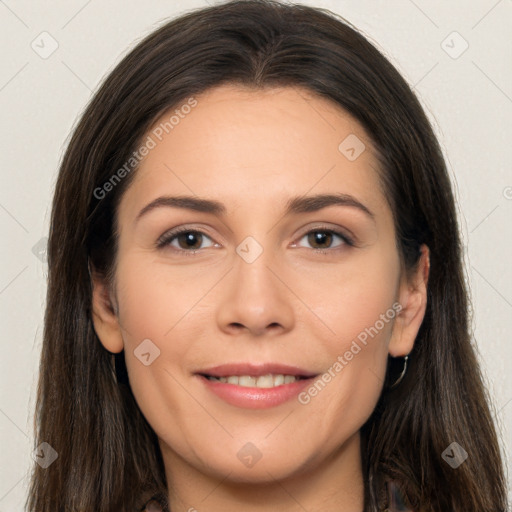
[27,1,508,510]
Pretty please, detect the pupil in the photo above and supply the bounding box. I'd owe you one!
[309,231,331,248]
[180,232,201,249]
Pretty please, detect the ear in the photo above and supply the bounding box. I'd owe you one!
[90,266,124,354]
[388,244,430,357]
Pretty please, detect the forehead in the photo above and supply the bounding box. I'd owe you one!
[118,84,387,223]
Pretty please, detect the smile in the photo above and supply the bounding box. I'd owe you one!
[196,363,319,409]
[205,373,304,388]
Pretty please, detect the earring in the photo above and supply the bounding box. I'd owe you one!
[143,499,163,512]
[388,355,409,389]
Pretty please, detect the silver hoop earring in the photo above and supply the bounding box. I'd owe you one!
[389,355,409,389]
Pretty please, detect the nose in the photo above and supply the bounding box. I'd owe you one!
[215,241,295,338]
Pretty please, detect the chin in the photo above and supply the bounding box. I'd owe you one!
[197,447,315,484]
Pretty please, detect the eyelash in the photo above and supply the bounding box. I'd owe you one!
[156,225,355,256]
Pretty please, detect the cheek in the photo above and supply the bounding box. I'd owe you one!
[297,287,397,444]
[113,255,198,399]
[115,251,211,344]
[113,259,207,451]
[300,246,400,410]
[303,244,400,347]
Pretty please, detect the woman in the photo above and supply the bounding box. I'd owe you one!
[27,1,508,511]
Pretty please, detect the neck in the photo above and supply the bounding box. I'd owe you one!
[160,431,364,512]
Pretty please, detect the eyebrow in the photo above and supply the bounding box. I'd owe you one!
[134,192,375,224]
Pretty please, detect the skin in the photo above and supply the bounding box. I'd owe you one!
[91,84,429,512]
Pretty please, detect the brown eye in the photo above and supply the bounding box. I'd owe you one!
[157,229,215,252]
[308,231,333,249]
[175,231,204,250]
[296,229,352,250]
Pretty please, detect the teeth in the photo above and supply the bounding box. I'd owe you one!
[239,375,257,387]
[207,374,300,388]
[274,374,284,386]
[255,374,274,388]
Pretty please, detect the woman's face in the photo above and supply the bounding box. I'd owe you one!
[93,84,427,486]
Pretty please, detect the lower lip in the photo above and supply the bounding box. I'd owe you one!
[198,375,315,409]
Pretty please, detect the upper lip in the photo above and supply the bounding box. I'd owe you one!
[197,363,318,379]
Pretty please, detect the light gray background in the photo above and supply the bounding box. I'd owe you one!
[0,0,510,509]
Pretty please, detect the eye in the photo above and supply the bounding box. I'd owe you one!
[294,227,353,252]
[156,228,216,252]
[156,225,354,254]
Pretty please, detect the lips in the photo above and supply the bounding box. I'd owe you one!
[195,363,319,409]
